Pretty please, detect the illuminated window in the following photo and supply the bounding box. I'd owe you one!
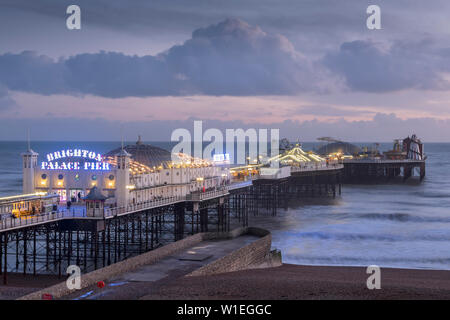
[75,174,80,181]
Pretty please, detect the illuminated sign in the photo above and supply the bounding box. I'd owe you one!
[41,162,110,171]
[41,149,110,171]
[45,149,103,162]
[213,154,230,163]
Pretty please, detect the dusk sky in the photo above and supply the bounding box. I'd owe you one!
[1,0,450,141]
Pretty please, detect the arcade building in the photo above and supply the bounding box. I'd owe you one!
[22,138,230,209]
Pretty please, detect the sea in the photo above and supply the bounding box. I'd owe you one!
[0,141,449,271]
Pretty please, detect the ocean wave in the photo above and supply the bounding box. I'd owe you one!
[290,231,450,242]
[358,213,450,223]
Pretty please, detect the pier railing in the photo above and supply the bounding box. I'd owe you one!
[0,211,65,232]
[227,180,253,190]
[343,159,425,164]
[0,182,253,231]
[104,195,186,218]
[290,163,343,173]
[186,188,229,201]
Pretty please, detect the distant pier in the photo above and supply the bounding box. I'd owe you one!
[342,159,425,183]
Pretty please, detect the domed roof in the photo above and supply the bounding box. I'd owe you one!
[105,137,173,169]
[316,142,361,156]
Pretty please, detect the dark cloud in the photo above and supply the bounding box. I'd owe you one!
[0,19,321,97]
[323,39,450,92]
[1,18,449,97]
[0,51,67,95]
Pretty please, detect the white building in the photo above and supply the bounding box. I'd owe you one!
[23,138,230,208]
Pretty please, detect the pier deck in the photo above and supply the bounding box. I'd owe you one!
[0,189,231,233]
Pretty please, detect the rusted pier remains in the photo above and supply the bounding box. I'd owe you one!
[343,160,426,183]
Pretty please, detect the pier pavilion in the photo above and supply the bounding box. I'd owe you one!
[27,137,230,208]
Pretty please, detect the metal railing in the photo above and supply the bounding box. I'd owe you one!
[185,188,229,201]
[104,195,186,218]
[227,180,253,190]
[343,159,425,164]
[0,211,65,232]
[0,182,253,231]
[290,163,343,172]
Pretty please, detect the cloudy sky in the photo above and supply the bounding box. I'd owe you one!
[1,0,450,141]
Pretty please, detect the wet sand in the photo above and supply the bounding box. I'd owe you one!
[140,264,450,300]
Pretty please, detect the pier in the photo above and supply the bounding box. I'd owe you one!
[0,140,345,285]
[0,167,343,284]
[342,159,426,183]
[0,185,242,284]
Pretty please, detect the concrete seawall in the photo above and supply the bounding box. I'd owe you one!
[18,227,273,300]
[187,227,273,277]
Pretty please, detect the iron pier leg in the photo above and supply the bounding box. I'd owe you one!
[23,230,27,275]
[117,219,121,260]
[124,217,128,258]
[94,232,98,270]
[76,230,80,266]
[102,230,106,267]
[58,231,62,278]
[3,233,7,285]
[107,223,111,265]
[0,232,2,275]
[151,215,154,250]
[68,231,72,267]
[33,228,36,276]
[83,231,87,272]
[15,234,19,272]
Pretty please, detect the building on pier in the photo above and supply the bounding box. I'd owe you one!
[0,193,59,219]
[23,137,230,209]
[316,140,360,160]
[266,144,326,167]
[342,134,426,182]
